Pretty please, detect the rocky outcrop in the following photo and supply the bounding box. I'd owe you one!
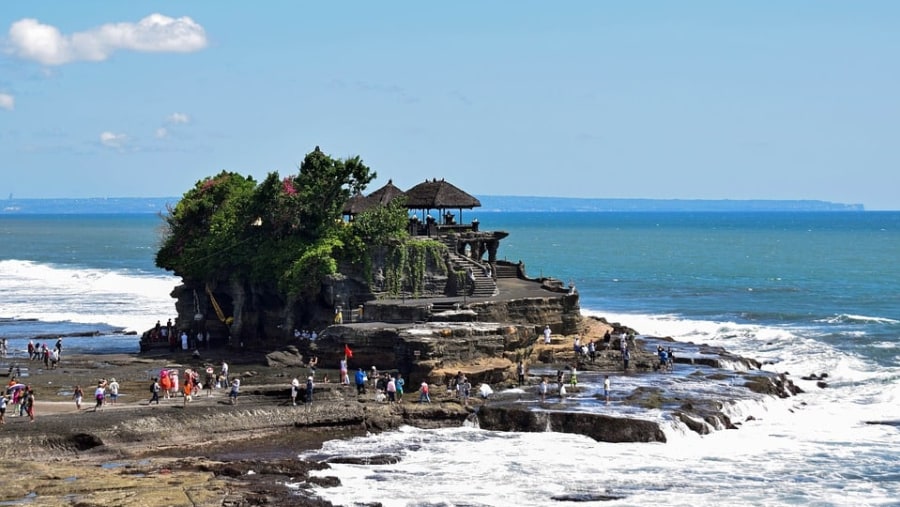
[312,321,536,386]
[477,404,666,443]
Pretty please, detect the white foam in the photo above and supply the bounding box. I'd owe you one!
[0,259,178,333]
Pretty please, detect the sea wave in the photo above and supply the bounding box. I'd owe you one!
[0,259,179,333]
[818,313,900,325]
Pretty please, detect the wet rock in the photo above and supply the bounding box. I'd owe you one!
[551,492,626,502]
[325,455,400,465]
[477,404,667,443]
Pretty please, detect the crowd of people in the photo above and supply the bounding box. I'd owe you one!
[148,360,237,406]
[25,338,63,369]
[2,377,35,422]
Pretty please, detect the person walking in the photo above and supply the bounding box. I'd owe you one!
[355,368,367,395]
[291,377,300,406]
[73,385,84,410]
[94,382,105,411]
[386,376,396,404]
[305,376,314,404]
[204,367,215,397]
[517,361,526,386]
[229,378,240,405]
[418,381,430,403]
[543,325,551,344]
[395,373,405,402]
[24,387,35,422]
[340,357,349,385]
[149,377,161,405]
[460,376,471,407]
[0,394,6,424]
[539,377,549,402]
[604,375,611,404]
[107,378,119,405]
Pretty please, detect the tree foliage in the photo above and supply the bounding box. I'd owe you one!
[155,147,382,296]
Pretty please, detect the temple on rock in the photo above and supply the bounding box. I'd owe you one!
[149,177,580,358]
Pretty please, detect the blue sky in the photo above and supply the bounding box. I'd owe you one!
[1,2,897,209]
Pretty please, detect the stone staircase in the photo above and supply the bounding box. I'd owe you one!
[440,236,497,297]
[495,263,519,279]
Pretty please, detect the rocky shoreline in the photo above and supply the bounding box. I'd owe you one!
[0,315,804,506]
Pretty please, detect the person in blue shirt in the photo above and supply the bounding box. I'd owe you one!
[355,368,367,395]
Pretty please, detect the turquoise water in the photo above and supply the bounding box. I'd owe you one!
[484,211,900,369]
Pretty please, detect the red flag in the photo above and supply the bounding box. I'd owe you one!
[344,344,353,358]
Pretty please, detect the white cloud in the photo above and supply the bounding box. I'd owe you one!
[155,127,169,138]
[8,14,208,66]
[99,131,127,148]
[167,112,190,124]
[0,93,13,110]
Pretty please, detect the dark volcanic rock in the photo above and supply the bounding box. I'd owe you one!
[477,404,666,443]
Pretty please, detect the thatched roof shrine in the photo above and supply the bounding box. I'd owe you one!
[404,178,481,211]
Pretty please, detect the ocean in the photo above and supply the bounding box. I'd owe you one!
[1,210,899,506]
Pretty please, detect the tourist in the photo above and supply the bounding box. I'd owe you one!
[370,365,378,387]
[604,375,611,404]
[170,370,180,399]
[305,376,314,404]
[55,337,63,359]
[220,361,229,382]
[27,340,35,360]
[355,368,366,395]
[376,372,389,394]
[517,360,526,386]
[183,372,194,405]
[588,341,596,363]
[94,381,105,411]
[623,346,631,371]
[24,387,35,422]
[539,377,549,402]
[543,325,551,344]
[340,357,349,385]
[0,394,6,424]
[460,376,471,407]
[570,365,578,391]
[386,376,396,403]
[108,378,119,405]
[204,367,215,397]
[418,381,430,403]
[395,373,405,402]
[73,385,84,410]
[291,377,300,405]
[308,356,318,378]
[180,331,188,351]
[452,371,464,398]
[149,377,161,405]
[603,330,611,349]
[229,378,240,405]
[667,347,676,371]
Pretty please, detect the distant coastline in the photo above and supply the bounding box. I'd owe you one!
[0,195,865,214]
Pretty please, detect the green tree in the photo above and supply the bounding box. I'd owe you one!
[156,147,379,296]
[155,171,257,280]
